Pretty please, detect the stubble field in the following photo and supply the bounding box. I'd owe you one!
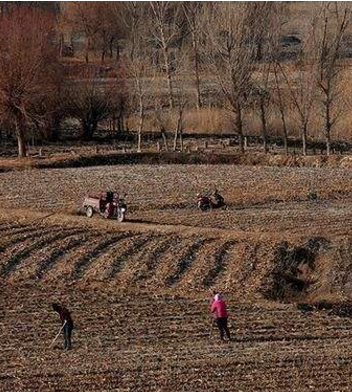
[2,164,352,391]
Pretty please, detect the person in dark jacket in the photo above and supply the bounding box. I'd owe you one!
[213,189,225,207]
[52,303,74,350]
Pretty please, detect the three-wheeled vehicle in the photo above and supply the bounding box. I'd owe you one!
[82,191,127,222]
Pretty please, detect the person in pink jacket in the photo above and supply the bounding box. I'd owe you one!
[211,293,231,341]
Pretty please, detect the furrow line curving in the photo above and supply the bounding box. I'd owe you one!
[165,238,210,287]
[71,232,133,280]
[106,234,155,279]
[131,237,181,284]
[175,239,225,291]
[144,237,197,289]
[0,227,48,254]
[1,229,76,277]
[81,233,139,282]
[202,240,238,288]
[114,234,164,287]
[12,229,88,281]
[41,232,106,283]
[35,232,96,279]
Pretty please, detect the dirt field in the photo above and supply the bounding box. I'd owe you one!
[2,164,352,391]
[3,284,352,392]
[2,164,352,236]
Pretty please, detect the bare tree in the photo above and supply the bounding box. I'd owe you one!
[94,2,127,64]
[273,63,289,154]
[279,14,320,156]
[173,50,189,152]
[253,3,284,153]
[66,68,124,140]
[182,2,204,109]
[0,6,60,157]
[123,2,151,152]
[314,2,350,155]
[149,2,186,109]
[252,63,271,154]
[152,90,170,151]
[63,2,101,64]
[203,3,265,153]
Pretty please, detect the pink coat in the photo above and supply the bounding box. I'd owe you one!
[211,299,228,318]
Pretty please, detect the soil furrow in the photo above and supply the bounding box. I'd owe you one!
[202,240,237,288]
[165,238,209,286]
[72,232,132,279]
[106,234,155,279]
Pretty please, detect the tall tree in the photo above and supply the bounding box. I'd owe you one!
[0,6,60,157]
[123,2,150,152]
[66,67,125,140]
[63,2,101,64]
[182,2,205,109]
[314,2,350,155]
[149,2,186,109]
[203,3,264,152]
[279,13,320,156]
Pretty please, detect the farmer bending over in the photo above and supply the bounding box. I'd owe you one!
[52,303,74,350]
[211,293,231,341]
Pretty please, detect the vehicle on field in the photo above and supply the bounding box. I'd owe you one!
[83,191,127,222]
[197,190,226,211]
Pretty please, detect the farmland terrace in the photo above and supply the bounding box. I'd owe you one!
[2,164,352,390]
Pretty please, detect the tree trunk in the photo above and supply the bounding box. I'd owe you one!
[14,117,27,157]
[273,66,289,155]
[59,33,64,57]
[85,37,91,64]
[279,109,288,155]
[260,98,268,153]
[283,124,288,155]
[192,33,202,109]
[161,130,168,151]
[116,44,120,62]
[137,108,144,153]
[326,125,331,156]
[302,123,308,156]
[136,79,144,152]
[173,128,178,151]
[118,100,125,133]
[325,97,332,156]
[174,109,183,151]
[101,49,106,64]
[82,119,97,140]
[109,37,114,59]
[179,129,183,152]
[160,28,174,109]
[235,105,244,153]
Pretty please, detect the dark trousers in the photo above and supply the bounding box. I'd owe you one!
[63,323,73,349]
[216,317,231,340]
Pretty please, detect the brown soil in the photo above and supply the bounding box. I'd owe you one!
[2,163,352,390]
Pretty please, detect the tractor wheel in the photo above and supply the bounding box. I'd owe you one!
[198,203,210,212]
[117,209,126,222]
[86,206,94,218]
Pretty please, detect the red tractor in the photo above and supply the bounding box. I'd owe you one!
[197,190,226,211]
[82,191,127,222]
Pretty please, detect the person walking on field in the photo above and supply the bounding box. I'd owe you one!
[210,293,231,341]
[52,303,74,350]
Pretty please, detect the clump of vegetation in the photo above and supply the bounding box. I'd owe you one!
[308,189,318,201]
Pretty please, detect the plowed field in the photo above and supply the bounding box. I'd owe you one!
[2,164,352,391]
